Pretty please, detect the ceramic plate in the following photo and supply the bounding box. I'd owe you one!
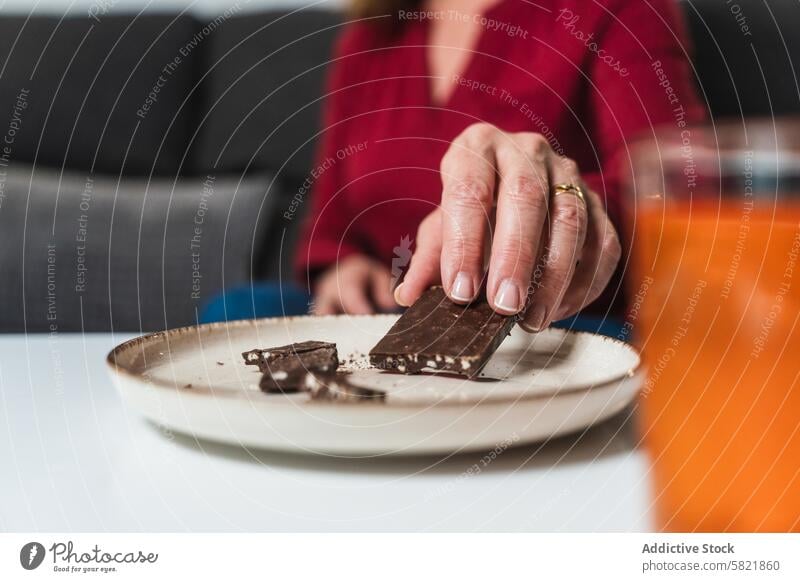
[107,315,643,456]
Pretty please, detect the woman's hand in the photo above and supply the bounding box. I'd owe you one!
[394,123,621,332]
[313,254,398,315]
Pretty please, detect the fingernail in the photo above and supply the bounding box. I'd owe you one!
[495,279,523,314]
[450,271,475,303]
[526,304,548,331]
[393,283,410,307]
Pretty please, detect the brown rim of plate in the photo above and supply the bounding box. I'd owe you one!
[105,314,642,408]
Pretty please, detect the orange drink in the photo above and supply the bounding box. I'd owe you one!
[628,123,800,532]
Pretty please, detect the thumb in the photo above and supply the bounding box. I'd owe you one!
[394,213,443,307]
[371,265,398,312]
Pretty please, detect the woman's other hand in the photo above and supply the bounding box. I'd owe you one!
[313,254,398,315]
[395,123,622,332]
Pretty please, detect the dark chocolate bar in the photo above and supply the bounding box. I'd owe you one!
[243,341,339,393]
[369,286,516,378]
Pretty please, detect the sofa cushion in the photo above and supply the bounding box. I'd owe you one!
[0,163,277,332]
[0,14,200,176]
[188,9,343,188]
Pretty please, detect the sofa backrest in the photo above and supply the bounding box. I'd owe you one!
[0,14,200,176]
[186,9,344,190]
[0,4,798,182]
[684,0,800,118]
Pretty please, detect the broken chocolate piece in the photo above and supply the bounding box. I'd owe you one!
[243,341,338,373]
[243,341,339,393]
[258,359,332,393]
[243,341,383,401]
[304,371,386,403]
[369,286,516,378]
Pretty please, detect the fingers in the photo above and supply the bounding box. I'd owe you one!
[313,256,393,316]
[439,123,498,304]
[330,279,374,315]
[408,122,617,329]
[487,133,550,315]
[520,156,589,331]
[395,211,443,307]
[553,189,621,320]
[312,296,338,316]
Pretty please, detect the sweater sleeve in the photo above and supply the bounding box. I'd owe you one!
[294,27,365,285]
[583,0,705,225]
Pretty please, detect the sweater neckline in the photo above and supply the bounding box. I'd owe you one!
[415,0,512,108]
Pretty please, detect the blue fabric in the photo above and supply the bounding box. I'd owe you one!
[200,282,310,323]
[552,314,626,339]
[202,282,626,342]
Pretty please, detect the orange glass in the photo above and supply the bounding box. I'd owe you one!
[627,121,800,532]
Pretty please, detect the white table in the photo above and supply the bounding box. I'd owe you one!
[0,333,654,532]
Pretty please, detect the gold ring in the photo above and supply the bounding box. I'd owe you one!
[552,183,586,203]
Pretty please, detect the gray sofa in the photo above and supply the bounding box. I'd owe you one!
[0,9,341,332]
[0,2,797,332]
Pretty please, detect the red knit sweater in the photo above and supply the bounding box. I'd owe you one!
[295,0,703,302]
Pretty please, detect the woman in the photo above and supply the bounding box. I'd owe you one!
[204,0,702,328]
[299,0,702,330]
